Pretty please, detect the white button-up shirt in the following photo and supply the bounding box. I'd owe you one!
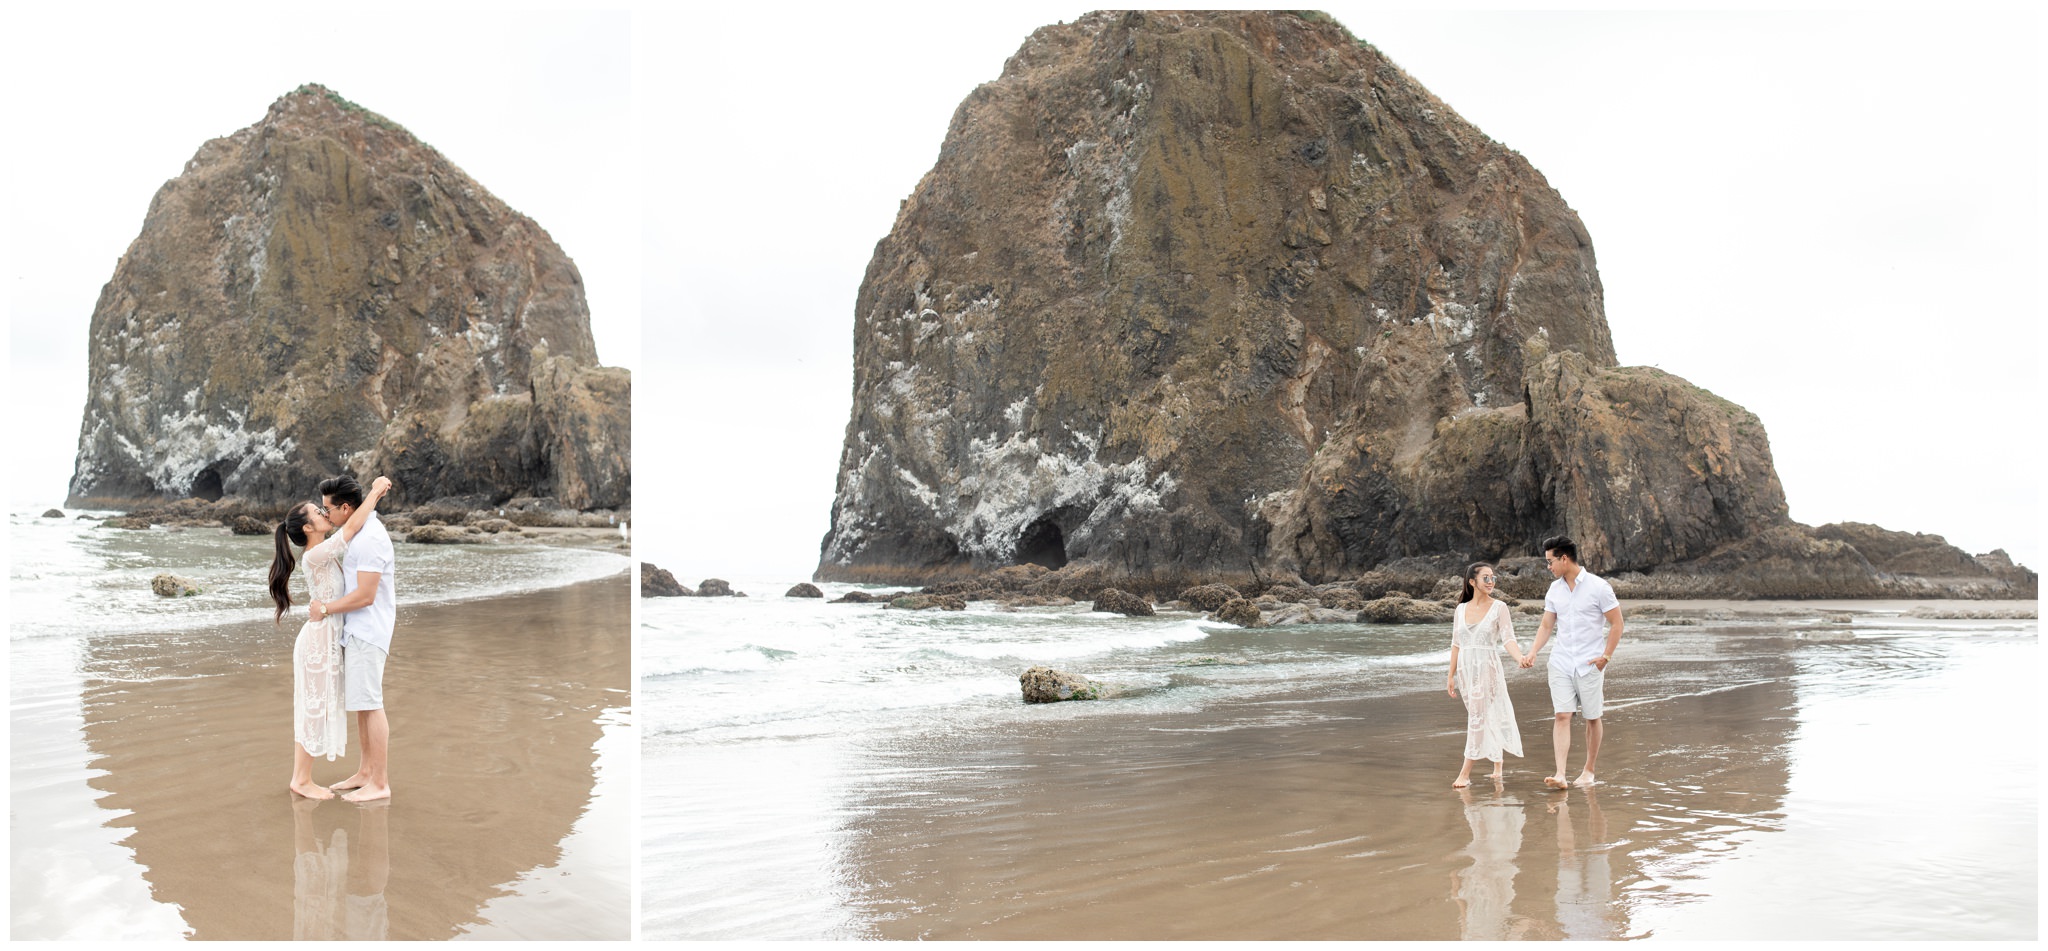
[340,512,397,652]
[1544,569,1618,672]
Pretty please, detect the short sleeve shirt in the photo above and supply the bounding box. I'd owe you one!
[339,512,397,652]
[1544,570,1619,672]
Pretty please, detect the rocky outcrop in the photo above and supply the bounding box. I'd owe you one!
[785,583,824,598]
[1214,598,1263,628]
[1020,666,1102,703]
[889,593,967,611]
[816,10,1790,592]
[1179,584,1241,613]
[642,563,690,598]
[1092,588,1154,617]
[697,579,736,598]
[151,574,201,597]
[1357,596,1454,625]
[42,509,64,519]
[66,84,628,513]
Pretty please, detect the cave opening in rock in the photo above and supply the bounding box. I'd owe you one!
[191,467,225,502]
[1015,516,1068,570]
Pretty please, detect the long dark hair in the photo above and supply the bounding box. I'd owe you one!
[268,503,315,622]
[1458,561,1495,604]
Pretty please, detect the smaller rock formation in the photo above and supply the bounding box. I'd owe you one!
[1214,598,1263,628]
[151,574,201,597]
[407,525,476,544]
[1357,596,1455,624]
[42,509,64,519]
[1179,584,1242,613]
[697,579,736,597]
[888,593,967,611]
[830,590,902,603]
[1092,588,1154,617]
[785,583,824,598]
[1020,666,1102,703]
[642,564,690,598]
[230,516,268,536]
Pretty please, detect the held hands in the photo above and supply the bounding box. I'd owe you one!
[1518,653,1535,669]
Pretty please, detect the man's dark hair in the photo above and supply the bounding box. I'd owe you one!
[1542,535,1579,564]
[1540,532,1581,565]
[318,475,365,509]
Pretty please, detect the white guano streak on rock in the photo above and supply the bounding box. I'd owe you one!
[140,409,296,493]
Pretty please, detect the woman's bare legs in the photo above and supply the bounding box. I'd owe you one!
[291,743,335,799]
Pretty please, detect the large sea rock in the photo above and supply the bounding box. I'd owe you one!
[813,11,2029,600]
[66,84,629,512]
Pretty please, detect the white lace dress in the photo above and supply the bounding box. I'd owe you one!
[1453,599,1523,762]
[295,534,349,759]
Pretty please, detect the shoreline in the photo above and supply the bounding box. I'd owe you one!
[11,572,631,940]
[642,593,2037,939]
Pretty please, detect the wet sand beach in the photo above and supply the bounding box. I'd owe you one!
[11,572,631,940]
[648,599,2036,939]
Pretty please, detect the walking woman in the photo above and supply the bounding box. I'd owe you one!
[1446,562,1526,787]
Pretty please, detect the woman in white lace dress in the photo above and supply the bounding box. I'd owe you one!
[1446,562,1526,787]
[267,475,391,799]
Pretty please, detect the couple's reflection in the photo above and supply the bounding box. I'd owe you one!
[1452,781,1524,940]
[291,799,389,940]
[1452,783,1615,940]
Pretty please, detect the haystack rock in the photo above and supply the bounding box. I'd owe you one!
[816,10,1795,593]
[66,85,629,512]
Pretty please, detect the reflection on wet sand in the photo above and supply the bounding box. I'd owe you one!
[1451,783,1525,939]
[837,624,1808,939]
[291,798,389,940]
[74,575,629,940]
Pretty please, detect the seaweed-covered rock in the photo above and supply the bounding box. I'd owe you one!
[1357,596,1454,625]
[1092,588,1154,617]
[151,574,201,597]
[888,593,967,611]
[1179,584,1243,613]
[1214,598,1263,628]
[1019,665,1102,703]
[230,515,269,536]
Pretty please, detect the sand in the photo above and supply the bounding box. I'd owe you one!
[649,601,2036,939]
[10,572,631,940]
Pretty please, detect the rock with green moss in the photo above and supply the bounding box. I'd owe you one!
[151,574,201,597]
[1020,665,1102,703]
[67,84,628,513]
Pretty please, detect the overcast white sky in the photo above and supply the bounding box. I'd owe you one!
[6,7,2039,580]
[642,5,2041,582]
[4,7,635,511]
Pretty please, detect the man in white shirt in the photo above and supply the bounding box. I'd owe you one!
[1521,535,1624,789]
[310,474,397,802]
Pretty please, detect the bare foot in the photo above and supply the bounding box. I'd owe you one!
[1453,776,1472,788]
[1571,772,1597,788]
[1543,775,1569,789]
[330,773,369,791]
[342,784,391,803]
[290,781,336,800]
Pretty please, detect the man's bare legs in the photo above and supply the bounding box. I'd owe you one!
[1546,712,1573,788]
[291,743,335,799]
[335,709,391,801]
[1574,717,1602,787]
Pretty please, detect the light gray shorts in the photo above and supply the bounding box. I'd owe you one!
[1548,664,1604,719]
[343,637,387,711]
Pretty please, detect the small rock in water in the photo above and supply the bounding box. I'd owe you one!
[697,579,736,597]
[888,593,966,611]
[641,563,691,598]
[230,515,269,536]
[1356,596,1454,624]
[42,508,64,519]
[1092,587,1154,617]
[1020,665,1101,703]
[1179,584,1242,612]
[1214,598,1262,628]
[785,583,824,598]
[151,574,201,597]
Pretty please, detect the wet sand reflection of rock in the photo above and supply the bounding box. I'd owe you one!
[79,575,629,940]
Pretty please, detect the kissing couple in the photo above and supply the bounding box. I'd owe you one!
[266,474,399,802]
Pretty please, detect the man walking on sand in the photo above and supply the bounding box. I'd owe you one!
[1521,535,1623,789]
[309,475,396,802]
